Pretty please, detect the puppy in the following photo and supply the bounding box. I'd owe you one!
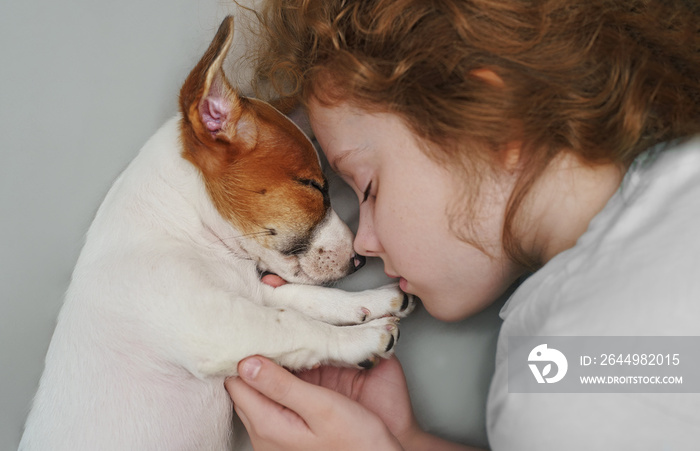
[20,17,413,451]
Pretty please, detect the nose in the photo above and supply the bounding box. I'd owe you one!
[351,253,366,273]
[353,212,382,258]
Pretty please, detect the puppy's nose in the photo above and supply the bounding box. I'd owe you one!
[351,253,366,272]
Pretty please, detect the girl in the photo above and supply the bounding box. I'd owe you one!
[226,0,700,449]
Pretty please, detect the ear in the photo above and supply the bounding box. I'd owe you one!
[179,16,257,148]
[470,68,504,87]
[498,140,522,173]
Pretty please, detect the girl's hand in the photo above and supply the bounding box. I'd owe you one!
[296,354,420,442]
[225,356,417,451]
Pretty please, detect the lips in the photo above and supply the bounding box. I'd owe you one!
[399,277,408,292]
[385,272,409,292]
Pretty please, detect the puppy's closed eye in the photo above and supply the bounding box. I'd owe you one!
[297,178,330,206]
[296,178,325,193]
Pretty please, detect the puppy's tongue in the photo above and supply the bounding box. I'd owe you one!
[261,272,288,288]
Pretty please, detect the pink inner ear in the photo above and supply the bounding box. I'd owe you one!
[200,97,230,133]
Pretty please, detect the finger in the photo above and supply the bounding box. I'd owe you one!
[226,375,309,439]
[230,391,251,430]
[237,356,334,421]
[296,365,356,396]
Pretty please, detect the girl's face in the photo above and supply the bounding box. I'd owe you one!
[309,100,524,321]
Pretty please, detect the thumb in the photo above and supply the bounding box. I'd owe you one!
[235,356,321,419]
[226,357,312,441]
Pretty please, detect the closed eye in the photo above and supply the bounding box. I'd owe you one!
[362,181,372,203]
[296,178,330,207]
[297,178,325,193]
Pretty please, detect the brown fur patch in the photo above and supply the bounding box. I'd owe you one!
[178,16,328,252]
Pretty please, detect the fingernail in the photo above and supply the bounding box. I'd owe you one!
[240,357,262,381]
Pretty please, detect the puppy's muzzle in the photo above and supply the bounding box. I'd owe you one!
[260,253,365,282]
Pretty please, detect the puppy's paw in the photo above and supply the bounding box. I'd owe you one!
[332,316,401,369]
[352,284,416,323]
[395,291,416,317]
[273,316,402,371]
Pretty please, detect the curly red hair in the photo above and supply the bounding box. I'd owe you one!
[249,0,700,269]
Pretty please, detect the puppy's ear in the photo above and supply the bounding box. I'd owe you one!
[180,16,257,151]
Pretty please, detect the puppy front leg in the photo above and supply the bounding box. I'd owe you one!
[169,296,401,377]
[259,283,415,326]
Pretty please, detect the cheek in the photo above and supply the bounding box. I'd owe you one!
[419,245,518,321]
[373,187,448,259]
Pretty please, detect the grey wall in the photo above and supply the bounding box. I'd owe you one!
[0,1,231,447]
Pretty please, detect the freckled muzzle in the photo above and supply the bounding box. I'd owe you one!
[296,208,361,283]
[255,209,364,285]
[259,252,365,282]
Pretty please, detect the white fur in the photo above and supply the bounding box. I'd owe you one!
[19,115,413,450]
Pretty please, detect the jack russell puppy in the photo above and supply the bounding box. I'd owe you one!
[20,16,414,451]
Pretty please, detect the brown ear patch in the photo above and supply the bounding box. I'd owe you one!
[179,16,236,133]
[201,98,328,246]
[178,16,329,252]
[179,16,251,174]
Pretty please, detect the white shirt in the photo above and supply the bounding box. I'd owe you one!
[487,137,700,450]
